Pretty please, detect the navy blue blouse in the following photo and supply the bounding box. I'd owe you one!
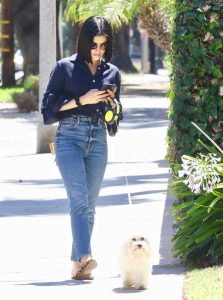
[41,53,121,124]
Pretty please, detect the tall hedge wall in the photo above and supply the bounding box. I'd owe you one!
[167,0,223,169]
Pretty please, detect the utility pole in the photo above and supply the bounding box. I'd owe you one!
[36,0,57,153]
[1,0,15,86]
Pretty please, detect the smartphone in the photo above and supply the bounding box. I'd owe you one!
[101,84,117,92]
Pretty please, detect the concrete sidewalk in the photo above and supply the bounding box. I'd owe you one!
[0,74,184,299]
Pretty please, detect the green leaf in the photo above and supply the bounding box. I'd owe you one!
[212,67,222,79]
[212,190,223,198]
[170,199,195,212]
[208,197,221,213]
[195,226,223,243]
[187,194,214,214]
[213,183,223,189]
[212,40,222,51]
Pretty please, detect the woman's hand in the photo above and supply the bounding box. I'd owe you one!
[105,89,116,109]
[80,89,110,105]
[59,89,112,111]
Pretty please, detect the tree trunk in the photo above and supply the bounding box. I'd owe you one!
[149,38,157,74]
[67,22,80,55]
[1,0,15,86]
[13,0,39,75]
[111,24,138,73]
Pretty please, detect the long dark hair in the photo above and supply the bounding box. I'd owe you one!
[77,16,113,63]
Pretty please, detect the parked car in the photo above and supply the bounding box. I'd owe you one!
[0,49,24,84]
[14,49,24,71]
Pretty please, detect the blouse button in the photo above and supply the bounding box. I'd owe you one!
[93,79,96,82]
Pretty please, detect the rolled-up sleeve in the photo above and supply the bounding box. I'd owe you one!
[41,62,72,124]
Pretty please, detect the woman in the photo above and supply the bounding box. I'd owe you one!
[41,16,122,280]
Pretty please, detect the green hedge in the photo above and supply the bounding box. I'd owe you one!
[167,0,223,266]
[167,0,223,171]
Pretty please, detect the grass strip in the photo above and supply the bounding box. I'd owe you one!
[184,266,223,300]
[0,86,24,103]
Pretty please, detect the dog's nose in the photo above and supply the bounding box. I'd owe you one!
[137,244,142,248]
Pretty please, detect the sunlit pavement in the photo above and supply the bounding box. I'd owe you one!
[0,73,184,299]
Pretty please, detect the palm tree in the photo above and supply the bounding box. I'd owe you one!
[65,0,173,52]
[138,0,173,52]
[1,0,15,86]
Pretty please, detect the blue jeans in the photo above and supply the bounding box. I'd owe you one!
[55,116,108,261]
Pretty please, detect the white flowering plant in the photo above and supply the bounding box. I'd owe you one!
[170,123,223,267]
[179,153,222,194]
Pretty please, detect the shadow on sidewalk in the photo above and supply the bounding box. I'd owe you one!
[121,87,168,97]
[0,104,168,128]
[16,279,92,287]
[113,287,145,294]
[152,264,184,275]
[157,182,185,273]
[120,107,169,130]
[0,163,169,217]
[0,189,166,217]
[16,275,120,287]
[0,106,39,124]
[0,169,170,188]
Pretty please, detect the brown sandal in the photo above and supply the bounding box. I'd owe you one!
[80,258,97,275]
[71,271,94,280]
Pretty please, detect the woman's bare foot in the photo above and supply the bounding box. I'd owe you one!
[79,254,91,264]
[79,255,97,275]
[71,261,81,278]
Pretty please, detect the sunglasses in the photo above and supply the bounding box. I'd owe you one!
[90,42,108,50]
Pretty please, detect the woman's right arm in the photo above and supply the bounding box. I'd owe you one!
[59,89,110,111]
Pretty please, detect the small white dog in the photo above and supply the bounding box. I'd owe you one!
[120,235,151,290]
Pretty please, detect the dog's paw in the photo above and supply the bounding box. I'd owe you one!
[122,280,132,289]
[136,284,149,290]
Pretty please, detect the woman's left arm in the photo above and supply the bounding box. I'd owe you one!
[107,70,123,120]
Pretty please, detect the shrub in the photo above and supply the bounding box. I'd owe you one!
[15,75,39,112]
[167,1,223,170]
[15,90,38,112]
[170,124,223,267]
[24,75,39,95]
[167,1,223,266]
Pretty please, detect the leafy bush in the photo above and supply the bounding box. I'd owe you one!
[167,0,223,266]
[24,75,39,95]
[15,75,39,112]
[15,90,38,112]
[167,1,223,169]
[170,124,223,267]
